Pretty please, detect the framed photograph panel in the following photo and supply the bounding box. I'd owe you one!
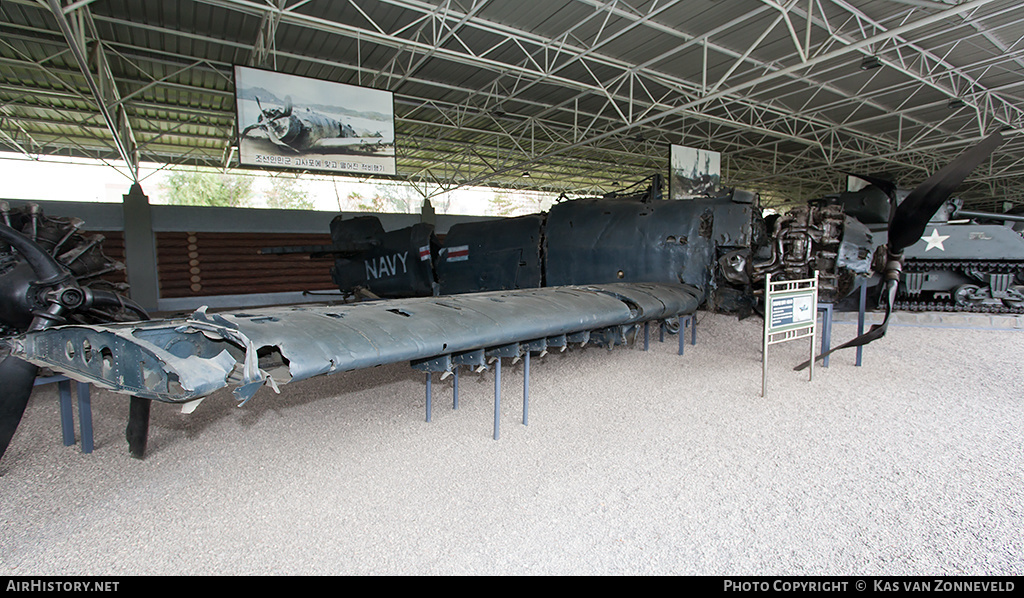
[234,65,396,176]
[669,144,721,199]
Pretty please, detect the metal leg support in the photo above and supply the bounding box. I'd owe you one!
[857,280,867,367]
[678,315,697,356]
[453,367,459,409]
[57,378,74,446]
[494,358,501,440]
[425,372,432,422]
[817,303,833,368]
[523,350,529,426]
[77,382,93,454]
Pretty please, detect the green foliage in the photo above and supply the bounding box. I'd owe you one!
[160,169,255,207]
[264,177,314,210]
[348,185,419,213]
[489,191,518,216]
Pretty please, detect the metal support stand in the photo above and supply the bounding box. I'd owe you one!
[644,321,650,351]
[77,381,93,454]
[57,378,74,446]
[453,367,459,409]
[493,358,501,440]
[677,315,697,355]
[857,279,867,367]
[425,372,432,422]
[33,375,92,453]
[816,302,833,368]
[523,350,530,426]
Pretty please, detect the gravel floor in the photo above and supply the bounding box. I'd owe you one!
[1,311,1021,576]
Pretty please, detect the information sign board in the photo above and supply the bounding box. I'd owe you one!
[762,272,819,397]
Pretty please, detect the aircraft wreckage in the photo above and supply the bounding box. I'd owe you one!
[8,283,703,405]
[0,130,1007,464]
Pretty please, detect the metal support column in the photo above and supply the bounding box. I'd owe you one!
[817,303,833,368]
[57,378,74,446]
[523,350,530,426]
[453,367,459,409]
[857,280,867,367]
[493,358,501,440]
[425,372,432,422]
[77,382,93,454]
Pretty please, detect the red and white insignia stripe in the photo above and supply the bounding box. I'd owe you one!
[446,245,469,262]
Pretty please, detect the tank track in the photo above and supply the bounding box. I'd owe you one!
[903,259,1024,275]
[893,299,1024,315]
[896,259,1024,314]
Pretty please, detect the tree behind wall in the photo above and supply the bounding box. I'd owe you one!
[161,170,314,210]
[264,176,314,210]
[161,170,255,207]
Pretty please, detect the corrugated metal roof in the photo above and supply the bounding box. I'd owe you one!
[0,0,1021,211]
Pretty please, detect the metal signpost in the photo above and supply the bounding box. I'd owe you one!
[762,271,819,397]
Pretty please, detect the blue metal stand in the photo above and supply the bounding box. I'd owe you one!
[493,358,501,440]
[523,350,529,426]
[32,375,93,453]
[816,279,870,368]
[857,279,867,367]
[678,314,696,355]
[816,302,833,368]
[425,372,432,422]
[453,367,459,409]
[77,380,93,454]
[57,378,74,446]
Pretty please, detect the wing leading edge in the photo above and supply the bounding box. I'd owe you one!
[9,282,703,405]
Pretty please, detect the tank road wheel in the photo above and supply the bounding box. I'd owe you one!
[1003,285,1024,309]
[952,284,982,308]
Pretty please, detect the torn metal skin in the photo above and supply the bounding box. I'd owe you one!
[9,282,703,407]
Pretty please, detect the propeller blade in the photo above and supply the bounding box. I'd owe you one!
[795,131,1006,370]
[794,279,897,371]
[0,355,41,464]
[844,172,897,200]
[888,131,1005,252]
[240,123,262,137]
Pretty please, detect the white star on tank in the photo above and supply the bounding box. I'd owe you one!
[921,228,950,252]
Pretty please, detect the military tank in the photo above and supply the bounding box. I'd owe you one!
[834,187,1024,313]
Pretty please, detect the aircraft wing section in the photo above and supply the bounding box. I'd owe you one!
[8,282,702,405]
[314,136,395,149]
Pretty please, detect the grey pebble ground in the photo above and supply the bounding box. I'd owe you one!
[1,311,1022,575]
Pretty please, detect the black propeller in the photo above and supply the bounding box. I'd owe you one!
[796,130,1005,370]
[0,341,42,463]
[0,211,150,466]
